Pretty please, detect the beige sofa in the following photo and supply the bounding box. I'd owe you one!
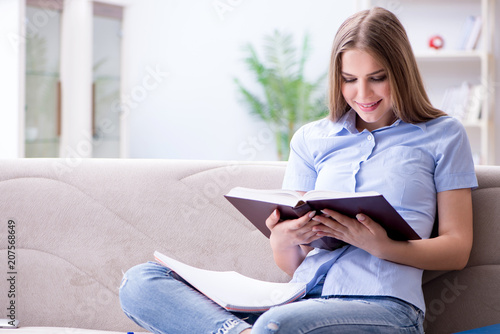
[0,158,499,334]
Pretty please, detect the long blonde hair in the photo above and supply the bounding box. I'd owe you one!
[328,7,446,122]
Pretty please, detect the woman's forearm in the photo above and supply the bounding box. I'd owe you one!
[376,234,471,271]
[376,189,473,270]
[266,206,317,276]
[271,242,312,276]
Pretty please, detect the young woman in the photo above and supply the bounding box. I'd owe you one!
[119,7,477,334]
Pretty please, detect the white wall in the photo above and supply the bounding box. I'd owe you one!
[1,0,498,163]
[121,0,356,161]
[0,0,24,158]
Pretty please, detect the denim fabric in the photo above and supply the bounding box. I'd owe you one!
[120,262,424,334]
[252,295,424,333]
[119,261,253,334]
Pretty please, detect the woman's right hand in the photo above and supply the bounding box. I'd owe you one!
[266,209,321,251]
[265,209,321,275]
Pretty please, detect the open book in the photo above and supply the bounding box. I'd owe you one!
[224,187,421,251]
[154,251,306,313]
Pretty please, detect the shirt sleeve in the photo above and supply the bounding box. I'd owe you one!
[282,124,317,191]
[434,118,478,192]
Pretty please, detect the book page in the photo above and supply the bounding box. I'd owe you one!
[303,190,380,201]
[154,251,306,312]
[225,187,303,207]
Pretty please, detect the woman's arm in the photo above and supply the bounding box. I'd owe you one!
[265,208,320,276]
[311,188,473,271]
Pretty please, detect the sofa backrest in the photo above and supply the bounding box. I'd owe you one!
[1,159,499,333]
[0,159,288,332]
[422,165,500,333]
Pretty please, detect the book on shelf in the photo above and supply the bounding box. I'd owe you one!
[440,82,483,123]
[153,251,307,313]
[465,85,483,123]
[224,187,421,251]
[458,15,482,51]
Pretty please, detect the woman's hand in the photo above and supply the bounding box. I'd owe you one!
[311,209,393,257]
[265,209,321,276]
[266,209,322,251]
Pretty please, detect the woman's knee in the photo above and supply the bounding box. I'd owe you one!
[120,262,161,287]
[252,306,295,333]
[119,262,167,309]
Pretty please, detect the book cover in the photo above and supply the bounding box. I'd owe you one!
[465,16,482,51]
[224,187,421,251]
[465,84,483,123]
[154,251,306,313]
[458,16,476,50]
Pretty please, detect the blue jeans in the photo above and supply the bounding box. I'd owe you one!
[119,262,424,334]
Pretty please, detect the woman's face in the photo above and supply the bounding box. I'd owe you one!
[340,49,394,132]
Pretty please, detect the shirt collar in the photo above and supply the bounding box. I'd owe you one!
[328,109,427,136]
[328,109,357,136]
[409,121,427,132]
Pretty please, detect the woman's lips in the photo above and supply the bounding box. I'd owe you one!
[356,99,382,112]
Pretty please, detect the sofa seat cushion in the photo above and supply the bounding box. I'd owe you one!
[0,327,148,334]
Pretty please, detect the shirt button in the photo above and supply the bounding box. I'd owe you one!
[367,134,373,141]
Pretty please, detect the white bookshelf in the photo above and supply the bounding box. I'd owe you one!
[356,0,495,164]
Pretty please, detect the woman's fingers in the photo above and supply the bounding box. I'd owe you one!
[266,210,317,232]
[267,210,323,248]
[265,209,281,230]
[312,212,347,233]
[290,211,317,231]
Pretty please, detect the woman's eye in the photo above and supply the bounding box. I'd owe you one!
[342,76,386,83]
[371,75,387,82]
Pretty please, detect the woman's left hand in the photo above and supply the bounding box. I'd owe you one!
[311,209,393,257]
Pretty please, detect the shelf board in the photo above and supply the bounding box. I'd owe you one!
[26,71,60,77]
[461,120,484,127]
[25,138,60,144]
[414,50,484,61]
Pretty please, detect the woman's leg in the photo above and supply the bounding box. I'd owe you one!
[119,262,252,334]
[251,295,424,334]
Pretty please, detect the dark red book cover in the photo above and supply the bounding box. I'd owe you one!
[224,190,421,251]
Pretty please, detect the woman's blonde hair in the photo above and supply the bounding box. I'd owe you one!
[328,7,446,122]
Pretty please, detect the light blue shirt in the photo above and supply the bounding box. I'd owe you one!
[283,109,478,313]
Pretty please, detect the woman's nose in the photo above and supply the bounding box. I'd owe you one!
[358,80,373,99]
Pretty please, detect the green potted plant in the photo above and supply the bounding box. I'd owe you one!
[234,30,328,160]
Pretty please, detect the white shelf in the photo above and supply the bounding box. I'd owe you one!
[357,0,495,164]
[414,50,483,61]
[462,120,485,128]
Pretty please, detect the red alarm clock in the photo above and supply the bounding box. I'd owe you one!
[429,35,444,49]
